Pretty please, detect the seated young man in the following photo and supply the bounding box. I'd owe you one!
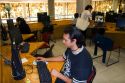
[37,26,93,83]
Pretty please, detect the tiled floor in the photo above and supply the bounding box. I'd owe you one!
[38,39,125,83]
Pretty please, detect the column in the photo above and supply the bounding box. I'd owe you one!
[48,0,55,19]
[76,0,92,14]
[23,3,27,19]
[123,5,125,13]
[122,1,125,13]
[112,0,119,12]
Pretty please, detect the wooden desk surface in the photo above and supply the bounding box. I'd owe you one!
[28,22,44,32]
[0,42,64,83]
[105,30,125,48]
[28,19,72,32]
[22,34,34,41]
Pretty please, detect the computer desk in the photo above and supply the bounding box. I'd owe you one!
[87,21,125,48]
[105,30,125,48]
[0,42,64,83]
[22,34,34,41]
[28,22,44,32]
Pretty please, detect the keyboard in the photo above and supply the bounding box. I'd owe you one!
[37,61,52,83]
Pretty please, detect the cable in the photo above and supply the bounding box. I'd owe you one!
[23,64,33,74]
[0,53,11,65]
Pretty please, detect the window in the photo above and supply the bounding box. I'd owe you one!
[55,0,76,19]
[0,0,76,20]
[92,1,113,13]
[0,1,48,21]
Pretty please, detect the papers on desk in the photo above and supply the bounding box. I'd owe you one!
[21,58,28,63]
[33,60,37,65]
[33,60,48,65]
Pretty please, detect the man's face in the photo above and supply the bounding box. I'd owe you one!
[62,33,75,48]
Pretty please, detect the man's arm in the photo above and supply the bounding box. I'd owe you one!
[51,69,72,83]
[36,55,65,62]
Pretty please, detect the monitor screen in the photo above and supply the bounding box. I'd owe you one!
[7,19,23,45]
[95,15,104,23]
[116,18,125,30]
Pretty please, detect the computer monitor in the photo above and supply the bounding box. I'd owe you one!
[37,12,50,26]
[92,11,104,21]
[116,17,125,30]
[105,11,118,23]
[7,19,23,45]
[37,12,47,22]
[95,15,104,23]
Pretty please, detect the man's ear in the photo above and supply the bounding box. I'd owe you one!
[72,39,77,43]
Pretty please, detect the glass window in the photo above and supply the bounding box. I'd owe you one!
[55,0,76,19]
[28,2,48,18]
[92,1,113,13]
[0,1,48,21]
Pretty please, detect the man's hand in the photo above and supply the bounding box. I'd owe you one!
[36,57,46,62]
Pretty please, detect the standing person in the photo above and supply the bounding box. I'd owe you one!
[36,26,93,83]
[80,5,93,45]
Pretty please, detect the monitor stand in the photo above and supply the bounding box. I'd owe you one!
[11,43,26,80]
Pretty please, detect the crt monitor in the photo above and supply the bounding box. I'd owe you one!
[7,19,23,45]
[116,17,125,30]
[95,15,104,23]
[37,12,47,22]
[37,12,50,26]
[105,11,118,23]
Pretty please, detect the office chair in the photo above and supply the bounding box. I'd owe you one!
[93,34,120,66]
[42,23,56,43]
[16,17,31,34]
[33,44,54,58]
[89,28,105,46]
[87,65,96,83]
[42,30,52,46]
[1,24,8,41]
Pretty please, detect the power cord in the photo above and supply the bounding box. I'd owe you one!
[23,64,33,74]
[0,53,11,65]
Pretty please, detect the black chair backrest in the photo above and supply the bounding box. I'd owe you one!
[93,34,113,51]
[87,65,96,83]
[99,37,113,50]
[17,17,31,34]
[42,32,51,45]
[1,24,8,41]
[42,44,54,58]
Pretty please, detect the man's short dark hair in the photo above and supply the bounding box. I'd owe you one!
[64,26,85,48]
[16,17,22,22]
[74,13,79,18]
[85,5,93,10]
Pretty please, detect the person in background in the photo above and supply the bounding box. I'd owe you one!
[36,26,93,83]
[72,13,79,26]
[15,17,31,34]
[80,5,93,45]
